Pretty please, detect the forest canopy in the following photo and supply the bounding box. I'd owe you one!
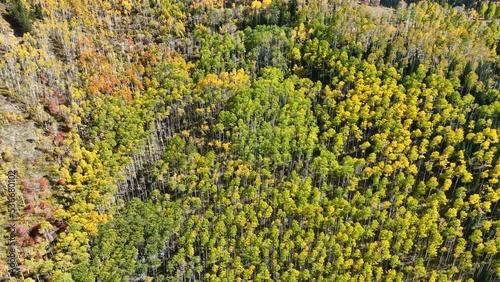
[0,0,500,281]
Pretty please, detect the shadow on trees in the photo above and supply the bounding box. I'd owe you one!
[1,0,33,37]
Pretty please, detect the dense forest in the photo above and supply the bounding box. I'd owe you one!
[0,0,500,281]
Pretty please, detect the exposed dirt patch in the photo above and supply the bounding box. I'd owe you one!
[0,118,41,155]
[0,3,15,39]
[0,93,47,180]
[364,5,394,19]
[0,93,24,114]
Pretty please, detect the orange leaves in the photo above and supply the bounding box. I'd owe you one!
[141,50,159,67]
[79,47,141,103]
[124,67,144,91]
[87,72,117,95]
[58,178,67,186]
[79,48,114,95]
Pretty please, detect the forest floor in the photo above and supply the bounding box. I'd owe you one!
[0,94,40,154]
[364,5,394,18]
[0,16,52,180]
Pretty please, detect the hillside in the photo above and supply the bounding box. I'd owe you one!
[0,0,500,281]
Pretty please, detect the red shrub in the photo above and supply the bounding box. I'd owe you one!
[16,225,28,237]
[48,100,59,115]
[27,237,35,246]
[40,74,48,84]
[37,178,49,190]
[23,181,35,193]
[43,208,52,219]
[24,204,34,215]
[54,132,64,145]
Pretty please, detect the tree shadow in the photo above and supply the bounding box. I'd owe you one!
[1,1,32,37]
